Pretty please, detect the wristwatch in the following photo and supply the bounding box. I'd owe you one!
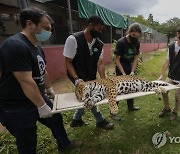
[74,77,79,82]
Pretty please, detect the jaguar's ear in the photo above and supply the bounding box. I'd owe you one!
[75,79,85,88]
[84,84,88,89]
[75,81,85,102]
[75,87,82,102]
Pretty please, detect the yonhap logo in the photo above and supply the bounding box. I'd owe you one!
[152,131,180,148]
[152,132,167,148]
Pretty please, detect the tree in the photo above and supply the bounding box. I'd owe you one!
[147,13,154,28]
[125,14,149,26]
[158,17,180,39]
[125,13,180,42]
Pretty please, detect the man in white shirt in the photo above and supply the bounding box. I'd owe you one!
[158,27,180,120]
[63,15,114,130]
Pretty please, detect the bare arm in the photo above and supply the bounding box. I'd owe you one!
[115,55,126,75]
[157,59,169,80]
[44,70,51,89]
[161,59,169,77]
[97,58,105,78]
[131,55,139,73]
[13,71,46,107]
[65,57,78,78]
[44,70,55,99]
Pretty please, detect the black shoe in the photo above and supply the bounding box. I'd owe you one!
[70,119,89,127]
[96,119,114,130]
[59,140,83,153]
[169,112,178,121]
[159,108,171,117]
[109,113,121,121]
[128,106,140,111]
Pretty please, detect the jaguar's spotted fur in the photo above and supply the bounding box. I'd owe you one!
[75,75,168,115]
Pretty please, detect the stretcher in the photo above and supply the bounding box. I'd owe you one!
[52,81,180,114]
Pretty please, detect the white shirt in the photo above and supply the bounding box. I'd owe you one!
[63,35,103,59]
[166,41,180,59]
[166,41,180,83]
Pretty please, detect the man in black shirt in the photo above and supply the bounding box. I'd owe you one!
[0,7,82,153]
[158,27,180,120]
[63,15,114,130]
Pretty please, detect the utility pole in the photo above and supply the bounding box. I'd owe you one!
[110,26,112,43]
[67,0,73,34]
[17,0,29,10]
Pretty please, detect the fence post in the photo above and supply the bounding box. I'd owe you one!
[17,0,29,10]
[67,0,73,34]
[110,26,112,43]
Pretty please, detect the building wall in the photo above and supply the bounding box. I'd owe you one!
[43,44,113,81]
[43,46,66,81]
[140,43,167,53]
[43,43,167,81]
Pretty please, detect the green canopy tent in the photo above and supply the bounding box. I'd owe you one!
[78,0,128,29]
[78,0,156,34]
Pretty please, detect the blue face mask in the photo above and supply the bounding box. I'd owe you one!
[35,29,52,42]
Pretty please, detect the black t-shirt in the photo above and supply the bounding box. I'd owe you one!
[0,33,46,106]
[114,36,140,64]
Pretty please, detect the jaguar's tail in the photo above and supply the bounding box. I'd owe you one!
[152,81,169,87]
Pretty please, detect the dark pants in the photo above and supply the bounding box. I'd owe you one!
[0,95,70,154]
[115,64,134,109]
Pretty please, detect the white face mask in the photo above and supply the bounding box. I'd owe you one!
[35,29,52,42]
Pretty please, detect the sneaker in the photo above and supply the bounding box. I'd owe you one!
[70,119,89,127]
[128,106,140,111]
[96,119,114,130]
[169,112,177,121]
[159,108,171,117]
[109,113,121,121]
[59,140,83,153]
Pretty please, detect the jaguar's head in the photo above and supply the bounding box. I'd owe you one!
[75,80,91,102]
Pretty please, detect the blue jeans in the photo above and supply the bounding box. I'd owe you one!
[0,95,70,154]
[73,106,104,123]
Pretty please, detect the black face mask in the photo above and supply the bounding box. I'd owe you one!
[90,29,101,38]
[129,35,138,44]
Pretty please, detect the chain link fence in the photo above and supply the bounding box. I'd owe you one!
[0,1,21,43]
[0,0,168,45]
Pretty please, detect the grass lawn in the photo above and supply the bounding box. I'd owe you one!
[1,49,180,154]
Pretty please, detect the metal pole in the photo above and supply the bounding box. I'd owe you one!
[17,0,29,10]
[110,26,112,43]
[121,28,123,37]
[67,0,73,34]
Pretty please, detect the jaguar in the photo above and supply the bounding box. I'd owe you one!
[75,75,168,115]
